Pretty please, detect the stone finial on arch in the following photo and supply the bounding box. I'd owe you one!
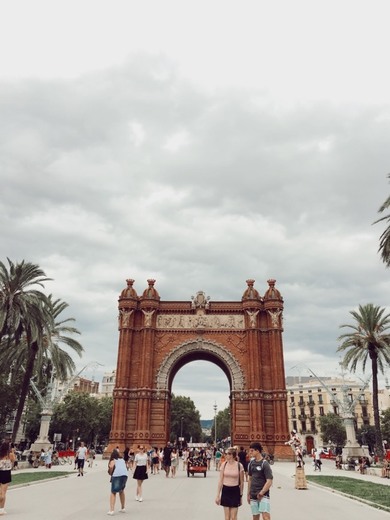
[155,338,245,392]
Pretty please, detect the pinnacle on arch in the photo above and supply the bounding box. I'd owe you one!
[120,278,138,299]
[242,279,261,300]
[142,279,160,300]
[264,279,282,300]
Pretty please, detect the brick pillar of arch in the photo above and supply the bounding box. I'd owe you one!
[107,282,293,460]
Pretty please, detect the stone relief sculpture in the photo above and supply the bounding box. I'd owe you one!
[142,309,155,327]
[246,310,259,328]
[267,309,282,328]
[118,308,134,329]
[156,314,245,329]
[191,290,210,309]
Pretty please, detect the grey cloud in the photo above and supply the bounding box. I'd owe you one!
[1,55,389,418]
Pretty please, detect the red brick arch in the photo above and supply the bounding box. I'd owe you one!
[108,279,293,459]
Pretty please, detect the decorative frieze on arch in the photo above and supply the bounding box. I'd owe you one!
[155,338,245,392]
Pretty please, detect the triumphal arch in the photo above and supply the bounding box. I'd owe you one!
[108,278,292,459]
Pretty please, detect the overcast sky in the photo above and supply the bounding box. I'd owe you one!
[1,0,390,419]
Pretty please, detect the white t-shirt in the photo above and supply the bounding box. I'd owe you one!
[77,446,88,460]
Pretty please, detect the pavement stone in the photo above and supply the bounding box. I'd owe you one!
[6,457,390,519]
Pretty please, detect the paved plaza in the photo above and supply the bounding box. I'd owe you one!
[6,458,390,520]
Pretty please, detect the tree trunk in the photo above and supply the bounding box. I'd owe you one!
[11,341,37,443]
[371,354,384,458]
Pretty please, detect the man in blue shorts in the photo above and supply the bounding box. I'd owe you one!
[247,442,273,520]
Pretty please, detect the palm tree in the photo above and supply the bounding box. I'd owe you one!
[0,259,53,441]
[374,173,390,267]
[337,303,390,457]
[0,260,83,442]
[6,295,83,442]
[0,258,52,344]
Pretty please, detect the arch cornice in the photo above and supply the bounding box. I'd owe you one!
[155,338,245,392]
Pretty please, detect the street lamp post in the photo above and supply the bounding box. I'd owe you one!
[180,416,184,448]
[213,402,217,447]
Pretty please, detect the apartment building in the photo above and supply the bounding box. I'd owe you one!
[286,376,373,453]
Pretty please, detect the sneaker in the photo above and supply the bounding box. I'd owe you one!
[120,509,126,513]
[135,496,139,501]
[107,512,114,516]
[138,497,143,502]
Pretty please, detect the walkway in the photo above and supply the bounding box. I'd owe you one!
[6,458,390,519]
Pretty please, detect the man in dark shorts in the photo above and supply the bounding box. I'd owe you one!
[76,441,88,477]
[247,442,273,520]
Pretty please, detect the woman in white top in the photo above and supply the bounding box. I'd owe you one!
[132,446,149,502]
[107,450,128,515]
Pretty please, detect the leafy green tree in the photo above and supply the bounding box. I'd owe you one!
[211,407,231,444]
[338,304,390,457]
[356,425,377,453]
[96,396,114,444]
[50,391,101,446]
[381,408,390,448]
[170,395,202,444]
[374,173,390,267]
[318,413,346,447]
[23,399,42,443]
[0,373,21,438]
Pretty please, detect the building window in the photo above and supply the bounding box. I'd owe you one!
[290,397,295,404]
[311,421,316,432]
[319,407,324,416]
[318,395,323,404]
[291,408,296,418]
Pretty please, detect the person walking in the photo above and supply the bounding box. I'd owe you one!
[215,447,244,520]
[107,449,128,515]
[170,448,179,478]
[88,447,96,468]
[313,449,322,471]
[0,442,15,515]
[162,442,172,478]
[247,442,273,520]
[123,447,130,469]
[238,447,249,482]
[76,441,88,476]
[132,446,149,502]
[45,447,53,469]
[151,447,159,474]
[215,447,223,470]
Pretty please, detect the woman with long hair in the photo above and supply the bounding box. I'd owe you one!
[170,448,179,478]
[0,442,15,515]
[132,446,149,502]
[215,447,244,520]
[107,449,128,515]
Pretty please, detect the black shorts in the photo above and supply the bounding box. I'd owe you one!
[77,459,85,469]
[0,470,11,485]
